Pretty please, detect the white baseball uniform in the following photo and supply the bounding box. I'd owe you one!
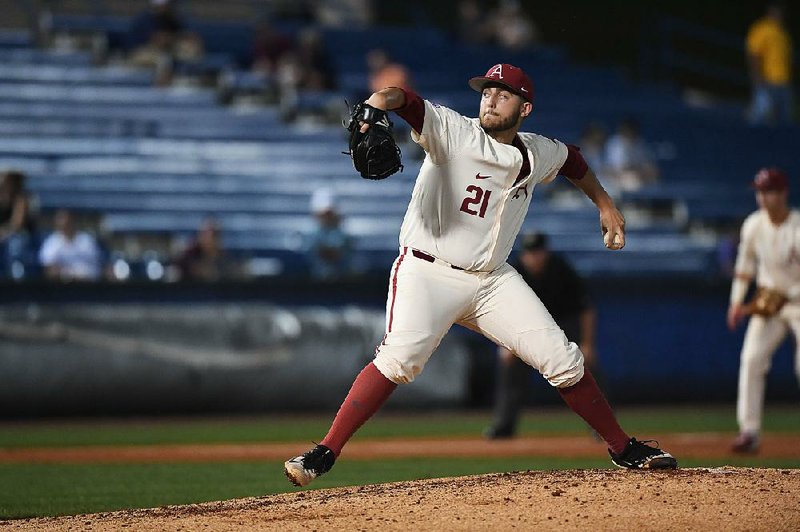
[372,97,585,388]
[732,209,800,434]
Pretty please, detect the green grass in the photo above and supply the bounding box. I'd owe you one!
[0,405,797,519]
[1,405,797,449]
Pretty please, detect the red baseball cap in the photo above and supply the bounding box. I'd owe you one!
[468,63,534,102]
[752,167,789,191]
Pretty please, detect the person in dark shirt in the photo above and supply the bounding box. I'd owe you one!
[484,231,598,439]
[0,170,38,279]
[176,218,236,282]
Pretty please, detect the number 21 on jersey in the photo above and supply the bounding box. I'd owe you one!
[460,185,491,218]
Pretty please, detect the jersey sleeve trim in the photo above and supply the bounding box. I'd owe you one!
[559,144,588,180]
[395,88,425,134]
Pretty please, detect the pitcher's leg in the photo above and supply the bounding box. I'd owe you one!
[463,266,630,455]
[320,362,397,455]
[330,256,471,450]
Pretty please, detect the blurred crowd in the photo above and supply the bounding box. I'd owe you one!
[0,170,356,284]
[118,0,549,122]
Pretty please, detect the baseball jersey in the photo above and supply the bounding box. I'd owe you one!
[735,209,800,298]
[397,98,568,271]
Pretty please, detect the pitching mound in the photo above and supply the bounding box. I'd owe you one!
[3,467,799,531]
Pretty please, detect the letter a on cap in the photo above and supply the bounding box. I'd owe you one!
[488,64,503,79]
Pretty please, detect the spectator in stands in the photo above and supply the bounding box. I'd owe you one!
[367,49,412,94]
[746,3,794,125]
[306,189,353,280]
[176,218,236,282]
[486,0,540,51]
[0,170,38,280]
[39,209,102,281]
[251,17,294,78]
[313,0,374,28]
[484,232,599,439]
[457,0,492,45]
[579,122,613,194]
[605,118,659,192]
[275,28,336,120]
[129,0,204,86]
[290,28,336,91]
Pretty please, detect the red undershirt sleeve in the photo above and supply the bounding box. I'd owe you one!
[559,144,588,180]
[394,88,425,134]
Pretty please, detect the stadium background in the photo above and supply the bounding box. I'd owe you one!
[0,1,798,417]
[0,0,798,522]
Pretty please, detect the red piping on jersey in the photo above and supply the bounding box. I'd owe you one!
[559,144,588,180]
[387,247,409,333]
[512,135,532,185]
[395,88,425,133]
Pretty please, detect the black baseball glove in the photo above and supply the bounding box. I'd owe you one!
[345,101,403,180]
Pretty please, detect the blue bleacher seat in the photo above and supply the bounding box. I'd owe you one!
[6,17,797,279]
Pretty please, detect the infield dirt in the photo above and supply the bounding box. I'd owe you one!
[2,467,799,531]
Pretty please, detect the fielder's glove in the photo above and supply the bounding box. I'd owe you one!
[746,287,787,317]
[345,101,403,180]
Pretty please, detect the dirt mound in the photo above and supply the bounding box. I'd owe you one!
[3,468,798,531]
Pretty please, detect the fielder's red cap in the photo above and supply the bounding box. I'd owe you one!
[752,167,789,191]
[468,63,534,102]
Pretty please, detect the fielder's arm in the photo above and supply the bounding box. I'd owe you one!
[567,169,625,250]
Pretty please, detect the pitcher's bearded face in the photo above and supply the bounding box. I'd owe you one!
[479,86,526,133]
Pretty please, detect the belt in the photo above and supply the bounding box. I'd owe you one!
[409,248,465,270]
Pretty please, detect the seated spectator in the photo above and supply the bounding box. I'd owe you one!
[251,17,294,78]
[579,122,614,194]
[176,218,237,282]
[0,170,38,279]
[487,0,540,51]
[276,28,337,120]
[457,0,492,45]
[605,118,659,192]
[313,0,374,28]
[39,209,102,281]
[306,190,352,280]
[129,0,204,86]
[367,49,412,93]
[281,28,336,91]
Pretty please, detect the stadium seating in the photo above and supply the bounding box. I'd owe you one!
[5,15,798,280]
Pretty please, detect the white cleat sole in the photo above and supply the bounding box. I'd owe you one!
[284,460,314,487]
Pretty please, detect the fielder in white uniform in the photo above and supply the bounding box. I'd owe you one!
[285,64,677,487]
[727,167,800,453]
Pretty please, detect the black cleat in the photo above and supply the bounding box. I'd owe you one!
[284,444,336,487]
[609,438,678,470]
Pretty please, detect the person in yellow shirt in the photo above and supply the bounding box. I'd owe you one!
[746,4,794,125]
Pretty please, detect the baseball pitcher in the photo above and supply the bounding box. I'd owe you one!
[285,63,677,486]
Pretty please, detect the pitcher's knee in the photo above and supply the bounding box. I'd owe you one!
[373,331,440,384]
[373,354,421,384]
[550,357,585,388]
[515,327,584,388]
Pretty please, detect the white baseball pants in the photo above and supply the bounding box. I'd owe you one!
[373,248,585,387]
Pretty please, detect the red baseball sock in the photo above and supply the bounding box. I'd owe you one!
[320,362,397,456]
[558,369,630,455]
